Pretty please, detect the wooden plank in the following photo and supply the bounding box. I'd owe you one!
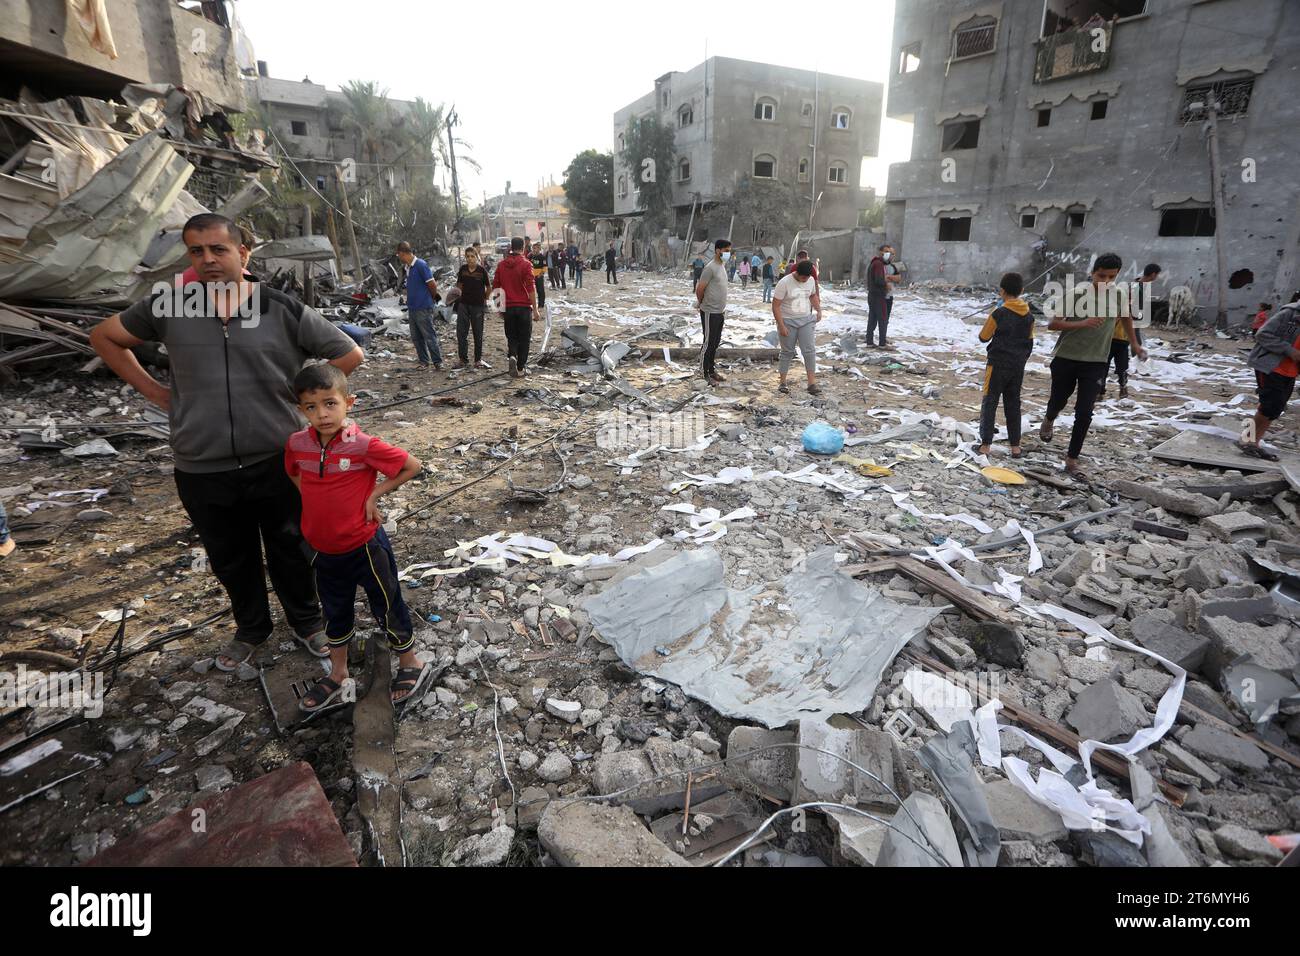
[1131,517,1189,541]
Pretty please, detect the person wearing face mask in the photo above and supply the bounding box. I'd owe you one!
[695,238,732,385]
[867,244,895,347]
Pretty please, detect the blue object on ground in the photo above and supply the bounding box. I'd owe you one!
[336,322,372,348]
[801,421,845,455]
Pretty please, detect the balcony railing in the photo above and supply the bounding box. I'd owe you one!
[1034,22,1112,83]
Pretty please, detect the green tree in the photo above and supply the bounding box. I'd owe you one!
[562,149,613,228]
[618,115,676,232]
[712,176,803,246]
[339,80,392,176]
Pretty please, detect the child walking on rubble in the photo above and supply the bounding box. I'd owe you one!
[285,363,431,711]
[977,272,1033,459]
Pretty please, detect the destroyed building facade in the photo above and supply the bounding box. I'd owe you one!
[248,70,433,195]
[612,57,883,241]
[0,0,251,111]
[883,0,1300,320]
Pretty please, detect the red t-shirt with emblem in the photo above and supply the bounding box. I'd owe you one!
[284,423,410,554]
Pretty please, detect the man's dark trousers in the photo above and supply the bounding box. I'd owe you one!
[174,454,322,645]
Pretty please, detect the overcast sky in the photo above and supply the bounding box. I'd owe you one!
[234,0,913,202]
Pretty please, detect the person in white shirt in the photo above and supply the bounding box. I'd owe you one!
[772,260,824,395]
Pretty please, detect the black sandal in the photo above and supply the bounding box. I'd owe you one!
[1238,441,1280,462]
[391,663,432,706]
[299,676,348,713]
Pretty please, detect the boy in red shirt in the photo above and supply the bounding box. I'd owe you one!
[285,364,429,710]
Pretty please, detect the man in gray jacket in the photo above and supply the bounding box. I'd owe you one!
[1242,292,1300,461]
[90,214,364,671]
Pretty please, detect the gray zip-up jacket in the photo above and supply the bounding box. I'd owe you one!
[1248,303,1300,376]
[120,285,357,474]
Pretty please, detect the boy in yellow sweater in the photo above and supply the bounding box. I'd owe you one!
[977,272,1034,458]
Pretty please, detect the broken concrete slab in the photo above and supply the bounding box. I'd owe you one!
[1213,824,1283,863]
[1142,801,1206,867]
[979,779,1068,844]
[876,792,963,867]
[1112,479,1220,518]
[826,808,890,866]
[1197,614,1297,682]
[1161,740,1222,788]
[792,717,898,808]
[1180,724,1269,772]
[538,800,691,867]
[1066,678,1151,743]
[450,825,515,866]
[1201,511,1267,543]
[725,726,795,801]
[1180,544,1253,591]
[1129,612,1210,672]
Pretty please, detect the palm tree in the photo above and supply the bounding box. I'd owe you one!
[339,80,391,186]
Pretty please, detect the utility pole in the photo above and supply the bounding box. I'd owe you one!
[334,164,364,282]
[446,106,463,237]
[809,70,819,230]
[1205,93,1229,330]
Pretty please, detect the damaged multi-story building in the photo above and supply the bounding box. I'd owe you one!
[612,57,883,275]
[884,0,1300,323]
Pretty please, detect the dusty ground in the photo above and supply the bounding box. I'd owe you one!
[1,268,1295,865]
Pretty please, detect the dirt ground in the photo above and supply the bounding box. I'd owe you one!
[0,267,1292,865]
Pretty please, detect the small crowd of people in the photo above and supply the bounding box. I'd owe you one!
[3,216,1294,728]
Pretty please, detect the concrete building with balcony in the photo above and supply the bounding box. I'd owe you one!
[884,0,1300,322]
[612,56,883,247]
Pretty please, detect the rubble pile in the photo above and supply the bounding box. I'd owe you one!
[2,271,1298,867]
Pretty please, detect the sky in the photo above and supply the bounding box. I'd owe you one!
[234,0,913,203]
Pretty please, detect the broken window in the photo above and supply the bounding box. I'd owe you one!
[801,101,814,117]
[1159,206,1216,237]
[798,157,810,183]
[662,91,669,108]
[1037,108,1051,127]
[938,216,972,241]
[951,16,997,60]
[831,109,850,129]
[1067,209,1087,232]
[1020,211,1037,229]
[1180,77,1254,122]
[315,176,326,191]
[828,162,848,184]
[1091,99,1108,120]
[754,98,777,121]
[753,154,776,179]
[617,133,625,152]
[941,119,980,151]
[1041,1,1146,37]
[679,105,693,127]
[291,120,307,136]
[677,157,691,182]
[617,175,628,198]
[898,42,921,74]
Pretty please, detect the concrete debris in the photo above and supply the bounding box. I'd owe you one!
[538,801,691,867]
[980,779,1068,844]
[1212,824,1283,863]
[792,718,898,808]
[876,792,963,868]
[1179,724,1269,772]
[1065,678,1152,743]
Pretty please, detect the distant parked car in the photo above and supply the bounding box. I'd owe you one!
[494,237,511,253]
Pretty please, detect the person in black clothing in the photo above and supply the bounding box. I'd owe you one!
[455,246,491,368]
[866,244,895,346]
[529,244,548,308]
[605,242,618,283]
[977,272,1034,458]
[567,243,579,280]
